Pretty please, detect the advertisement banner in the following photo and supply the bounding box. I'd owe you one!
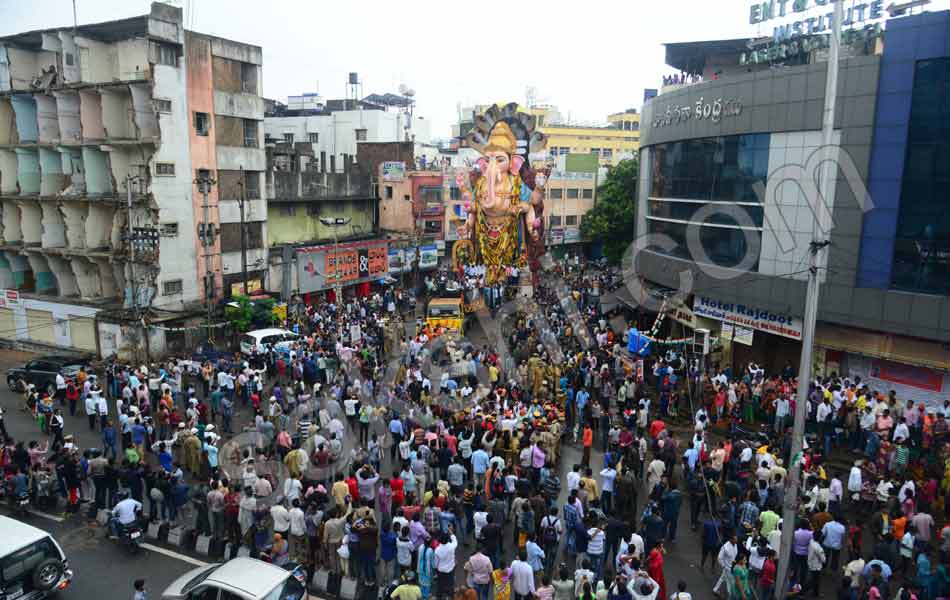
[382,161,406,182]
[0,289,20,309]
[563,228,581,244]
[419,245,438,270]
[229,280,262,297]
[388,248,406,274]
[870,359,943,392]
[297,240,389,293]
[692,295,803,340]
[721,322,754,346]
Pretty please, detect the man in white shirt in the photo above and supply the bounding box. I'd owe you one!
[433,532,458,597]
[774,396,790,433]
[270,501,291,538]
[510,550,536,600]
[713,532,738,596]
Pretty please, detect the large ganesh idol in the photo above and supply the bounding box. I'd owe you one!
[454,103,550,286]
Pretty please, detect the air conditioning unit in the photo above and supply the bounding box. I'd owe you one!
[693,328,710,355]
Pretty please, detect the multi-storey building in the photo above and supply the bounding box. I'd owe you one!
[0,2,263,358]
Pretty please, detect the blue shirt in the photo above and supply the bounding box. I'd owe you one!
[389,419,404,436]
[204,444,218,468]
[158,451,173,472]
[131,424,146,444]
[821,520,846,550]
[683,448,699,470]
[380,530,397,561]
[472,449,490,475]
[526,540,545,571]
[576,390,589,411]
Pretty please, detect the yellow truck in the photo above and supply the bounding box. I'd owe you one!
[426,297,465,337]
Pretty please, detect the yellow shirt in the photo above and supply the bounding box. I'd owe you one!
[332,481,349,507]
[391,584,422,600]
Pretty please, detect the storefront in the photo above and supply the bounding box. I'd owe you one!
[296,239,390,300]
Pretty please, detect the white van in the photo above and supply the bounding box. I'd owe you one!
[239,328,299,356]
[0,516,73,599]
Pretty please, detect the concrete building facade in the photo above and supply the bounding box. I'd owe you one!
[0,2,263,358]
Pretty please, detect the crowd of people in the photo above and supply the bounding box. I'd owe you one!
[2,256,950,600]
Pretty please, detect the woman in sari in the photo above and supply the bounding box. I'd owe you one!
[646,542,667,600]
[418,540,435,600]
[730,553,752,600]
[492,560,512,600]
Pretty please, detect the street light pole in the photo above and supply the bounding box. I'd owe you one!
[773,1,841,597]
[195,173,218,342]
[239,166,249,296]
[125,174,150,364]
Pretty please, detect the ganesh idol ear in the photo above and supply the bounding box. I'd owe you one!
[475,157,488,173]
[510,155,525,174]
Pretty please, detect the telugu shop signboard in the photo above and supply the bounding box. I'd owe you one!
[296,240,389,293]
[693,295,803,340]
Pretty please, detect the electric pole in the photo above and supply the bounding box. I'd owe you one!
[773,2,841,597]
[195,173,218,342]
[125,173,151,364]
[238,166,249,296]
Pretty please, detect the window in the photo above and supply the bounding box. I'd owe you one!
[419,186,442,204]
[602,149,613,160]
[160,223,179,237]
[244,172,260,199]
[651,133,770,203]
[355,128,368,142]
[549,189,563,199]
[567,189,579,199]
[565,215,578,226]
[449,187,461,201]
[152,41,177,67]
[308,132,319,143]
[385,186,394,200]
[219,222,264,251]
[891,57,950,293]
[240,62,257,94]
[279,205,296,217]
[194,112,209,136]
[283,133,294,145]
[590,148,601,156]
[162,279,183,295]
[423,219,442,233]
[582,188,593,199]
[155,162,175,176]
[153,98,172,113]
[647,219,759,270]
[549,215,562,226]
[243,120,258,148]
[65,52,75,66]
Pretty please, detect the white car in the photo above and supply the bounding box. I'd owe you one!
[161,557,308,600]
[0,516,73,599]
[239,328,299,356]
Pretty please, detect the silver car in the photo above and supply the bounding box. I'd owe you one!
[161,557,308,600]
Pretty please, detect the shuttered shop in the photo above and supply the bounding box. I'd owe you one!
[69,317,96,351]
[0,308,14,341]
[25,309,55,346]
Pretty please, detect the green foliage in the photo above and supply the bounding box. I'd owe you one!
[580,158,638,264]
[227,295,278,332]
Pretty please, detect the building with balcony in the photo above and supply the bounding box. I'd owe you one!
[0,2,263,358]
[636,10,950,404]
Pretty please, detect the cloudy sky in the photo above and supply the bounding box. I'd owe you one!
[4,0,950,137]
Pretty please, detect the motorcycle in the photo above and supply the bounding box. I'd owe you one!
[112,520,145,554]
[14,491,30,518]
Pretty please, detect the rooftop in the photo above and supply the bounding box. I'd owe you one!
[663,38,752,73]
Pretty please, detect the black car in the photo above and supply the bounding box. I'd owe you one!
[6,356,91,396]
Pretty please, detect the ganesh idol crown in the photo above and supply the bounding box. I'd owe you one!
[452,103,551,286]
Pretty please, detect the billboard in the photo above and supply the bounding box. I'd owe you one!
[419,245,438,269]
[382,161,406,182]
[565,153,599,173]
[388,248,406,273]
[297,240,389,293]
[693,295,803,340]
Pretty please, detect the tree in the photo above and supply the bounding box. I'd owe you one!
[227,295,278,332]
[580,158,638,264]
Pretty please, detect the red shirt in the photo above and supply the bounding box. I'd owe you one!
[347,477,360,502]
[649,420,666,440]
[391,477,405,504]
[760,559,776,586]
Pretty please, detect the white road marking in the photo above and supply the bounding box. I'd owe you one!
[27,509,65,522]
[141,543,210,567]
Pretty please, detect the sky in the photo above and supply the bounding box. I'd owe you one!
[3,0,950,138]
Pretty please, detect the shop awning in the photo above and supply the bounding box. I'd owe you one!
[816,322,950,372]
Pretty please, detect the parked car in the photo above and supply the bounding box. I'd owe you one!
[239,329,299,356]
[161,557,307,600]
[0,515,73,599]
[6,356,91,397]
